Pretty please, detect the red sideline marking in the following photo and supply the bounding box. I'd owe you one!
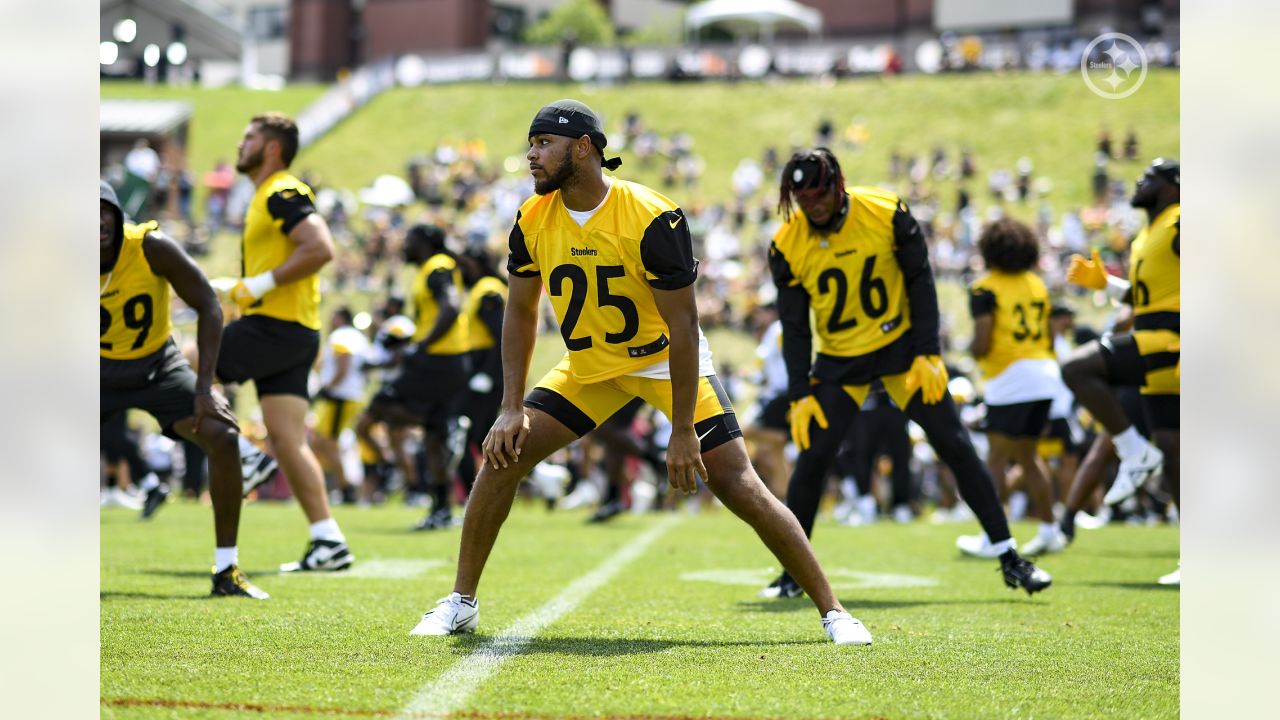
[101,697,802,720]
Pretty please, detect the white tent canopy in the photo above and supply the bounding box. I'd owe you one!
[686,0,824,41]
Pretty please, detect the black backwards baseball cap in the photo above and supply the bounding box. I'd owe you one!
[528,99,622,171]
[1148,157,1179,186]
[789,159,830,192]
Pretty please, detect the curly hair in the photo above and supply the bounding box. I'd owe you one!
[778,147,845,220]
[978,217,1041,273]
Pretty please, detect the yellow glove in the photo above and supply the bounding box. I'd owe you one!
[1066,249,1108,290]
[218,272,276,311]
[904,355,949,405]
[788,395,828,452]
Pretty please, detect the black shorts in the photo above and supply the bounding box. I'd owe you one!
[1100,328,1180,432]
[101,339,197,437]
[1047,416,1084,454]
[757,394,790,432]
[217,315,320,398]
[984,399,1052,439]
[372,351,470,432]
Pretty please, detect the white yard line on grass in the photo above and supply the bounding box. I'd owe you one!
[396,514,681,719]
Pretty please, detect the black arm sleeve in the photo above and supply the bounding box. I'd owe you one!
[265,189,316,234]
[477,293,505,347]
[506,212,539,278]
[640,209,699,290]
[969,288,996,318]
[769,243,815,401]
[891,200,942,356]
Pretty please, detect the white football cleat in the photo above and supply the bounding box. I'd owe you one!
[1158,567,1180,586]
[1074,508,1111,530]
[411,592,479,636]
[101,487,143,510]
[956,533,1005,558]
[1020,528,1070,556]
[1104,444,1164,506]
[822,610,872,645]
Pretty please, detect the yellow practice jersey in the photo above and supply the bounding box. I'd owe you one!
[464,276,508,352]
[412,253,470,354]
[769,186,911,357]
[1130,203,1180,322]
[507,180,699,383]
[241,171,321,329]
[101,221,173,360]
[969,270,1054,379]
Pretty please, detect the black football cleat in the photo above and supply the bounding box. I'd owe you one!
[1001,555,1053,595]
[588,500,625,524]
[211,564,270,599]
[241,451,279,498]
[412,508,455,532]
[757,573,805,599]
[140,483,170,520]
[279,539,354,572]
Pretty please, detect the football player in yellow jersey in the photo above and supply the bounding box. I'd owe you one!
[766,148,1051,597]
[357,224,472,531]
[100,181,266,599]
[454,247,509,499]
[966,218,1071,556]
[411,100,871,645]
[214,113,353,573]
[1062,158,1179,584]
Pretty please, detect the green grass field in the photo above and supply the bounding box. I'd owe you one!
[101,502,1178,719]
[300,72,1178,216]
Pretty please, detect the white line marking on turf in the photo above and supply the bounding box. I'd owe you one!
[680,567,938,589]
[396,514,680,720]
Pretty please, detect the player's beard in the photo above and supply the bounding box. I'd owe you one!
[236,147,263,174]
[534,146,575,195]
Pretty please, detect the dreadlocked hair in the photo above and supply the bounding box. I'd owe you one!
[778,147,845,220]
[978,217,1041,273]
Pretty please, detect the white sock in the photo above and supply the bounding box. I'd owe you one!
[215,546,238,573]
[1039,522,1058,541]
[989,538,1015,555]
[139,473,160,492]
[1112,426,1148,461]
[237,435,260,458]
[310,518,345,542]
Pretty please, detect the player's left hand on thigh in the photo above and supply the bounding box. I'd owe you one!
[194,389,239,434]
[665,425,707,495]
[905,355,949,405]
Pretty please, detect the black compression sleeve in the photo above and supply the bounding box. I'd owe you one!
[769,243,814,401]
[892,201,941,356]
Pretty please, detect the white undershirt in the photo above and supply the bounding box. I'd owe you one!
[565,178,612,227]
